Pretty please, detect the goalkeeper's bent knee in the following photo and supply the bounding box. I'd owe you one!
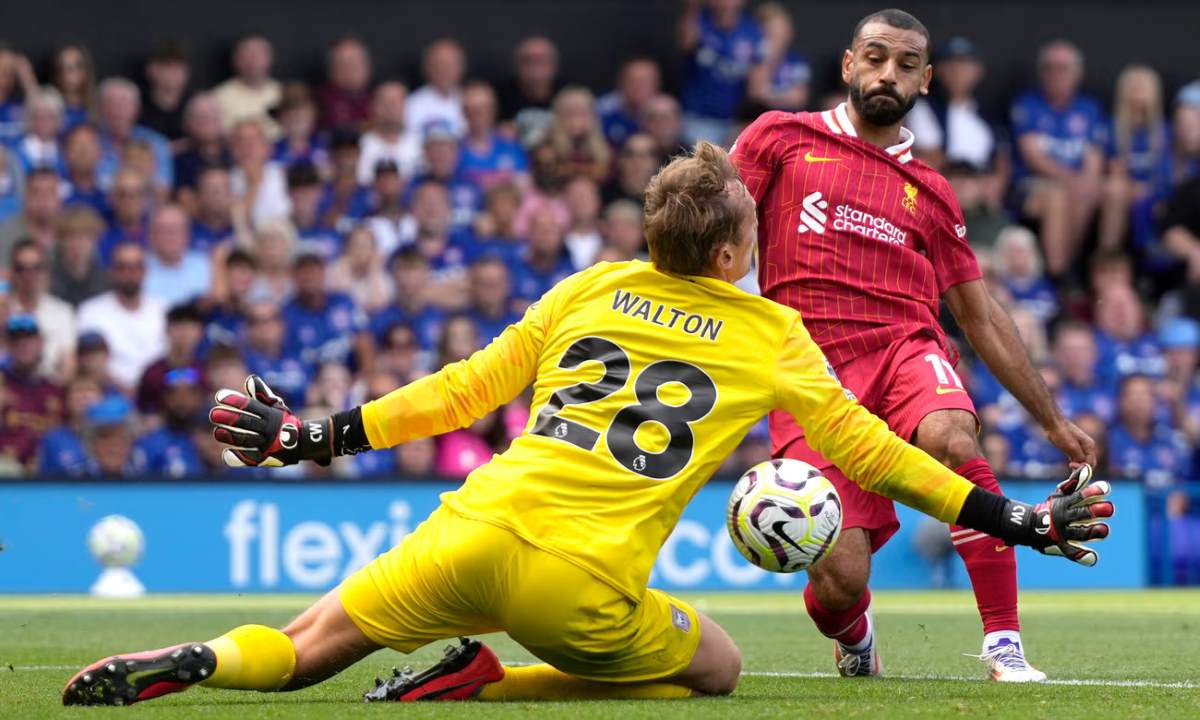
[200,624,296,691]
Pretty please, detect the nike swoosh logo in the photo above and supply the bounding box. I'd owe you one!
[804,151,840,163]
[935,387,966,395]
[995,544,1009,552]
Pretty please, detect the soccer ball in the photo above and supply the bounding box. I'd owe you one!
[727,459,842,573]
[87,515,145,568]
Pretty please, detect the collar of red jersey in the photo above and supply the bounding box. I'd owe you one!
[821,103,915,164]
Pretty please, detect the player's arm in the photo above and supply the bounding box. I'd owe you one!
[944,279,1096,467]
[210,294,555,466]
[773,317,1112,564]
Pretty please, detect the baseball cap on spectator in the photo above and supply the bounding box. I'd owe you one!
[293,240,327,266]
[423,120,456,145]
[937,36,980,62]
[85,395,132,429]
[1158,317,1200,349]
[1176,80,1200,109]
[165,366,201,388]
[374,158,400,179]
[166,301,203,325]
[6,315,39,338]
[77,331,108,353]
[286,162,322,190]
[330,126,361,151]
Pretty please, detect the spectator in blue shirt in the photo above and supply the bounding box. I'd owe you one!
[1100,65,1171,253]
[1093,284,1166,388]
[172,94,230,196]
[242,299,311,405]
[1052,321,1114,423]
[1157,317,1200,448]
[201,248,255,350]
[98,167,150,265]
[0,145,22,224]
[95,77,173,192]
[746,2,809,112]
[406,180,470,307]
[15,88,65,174]
[81,395,143,477]
[287,162,341,259]
[144,204,211,306]
[51,45,95,132]
[1009,40,1106,277]
[274,82,328,171]
[677,0,765,144]
[364,160,407,259]
[318,127,372,235]
[190,166,236,252]
[36,375,103,477]
[408,121,480,230]
[370,247,445,352]
[459,80,528,191]
[281,245,372,371]
[0,48,37,144]
[511,205,574,308]
[597,58,662,148]
[61,124,108,215]
[993,226,1059,324]
[134,367,204,478]
[1108,375,1190,489]
[467,257,521,342]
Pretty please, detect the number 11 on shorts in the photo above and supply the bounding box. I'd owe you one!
[924,353,965,394]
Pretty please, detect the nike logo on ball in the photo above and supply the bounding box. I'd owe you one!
[804,151,840,163]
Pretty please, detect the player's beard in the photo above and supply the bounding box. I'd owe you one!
[849,82,918,127]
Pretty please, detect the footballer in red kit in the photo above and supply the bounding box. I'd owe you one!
[732,9,1097,682]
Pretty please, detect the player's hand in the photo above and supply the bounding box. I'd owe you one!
[210,375,331,468]
[1045,419,1097,469]
[1030,464,1113,566]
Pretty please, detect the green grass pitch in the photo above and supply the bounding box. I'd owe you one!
[1,590,1197,718]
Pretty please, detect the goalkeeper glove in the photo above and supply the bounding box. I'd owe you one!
[209,375,334,468]
[1003,464,1114,566]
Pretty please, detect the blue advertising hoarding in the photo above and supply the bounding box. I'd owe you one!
[0,480,1145,593]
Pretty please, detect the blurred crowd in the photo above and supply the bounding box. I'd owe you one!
[0,0,1197,536]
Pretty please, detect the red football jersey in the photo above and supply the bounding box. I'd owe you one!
[731,104,981,370]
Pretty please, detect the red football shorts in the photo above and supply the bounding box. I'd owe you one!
[773,335,978,552]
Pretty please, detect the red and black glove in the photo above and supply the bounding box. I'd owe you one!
[1027,464,1114,566]
[958,464,1115,566]
[209,375,333,468]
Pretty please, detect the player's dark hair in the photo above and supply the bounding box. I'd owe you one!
[851,8,931,56]
[643,141,746,277]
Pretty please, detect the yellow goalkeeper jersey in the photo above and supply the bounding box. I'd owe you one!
[361,260,974,600]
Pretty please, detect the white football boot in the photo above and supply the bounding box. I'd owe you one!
[833,609,883,677]
[975,634,1047,682]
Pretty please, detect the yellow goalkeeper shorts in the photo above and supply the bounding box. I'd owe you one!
[338,505,701,683]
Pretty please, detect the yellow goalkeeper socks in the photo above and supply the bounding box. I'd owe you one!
[199,624,296,691]
[476,664,694,700]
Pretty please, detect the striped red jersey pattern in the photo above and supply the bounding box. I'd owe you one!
[730,104,981,370]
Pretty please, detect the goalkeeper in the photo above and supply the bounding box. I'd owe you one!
[63,143,1112,706]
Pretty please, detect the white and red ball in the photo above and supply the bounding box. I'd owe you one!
[727,459,842,573]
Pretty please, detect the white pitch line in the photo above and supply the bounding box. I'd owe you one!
[9,664,1197,689]
[742,670,1199,689]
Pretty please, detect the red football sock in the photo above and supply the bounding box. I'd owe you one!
[803,584,872,647]
[950,457,1019,634]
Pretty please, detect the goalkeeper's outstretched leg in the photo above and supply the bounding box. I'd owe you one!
[62,589,381,706]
